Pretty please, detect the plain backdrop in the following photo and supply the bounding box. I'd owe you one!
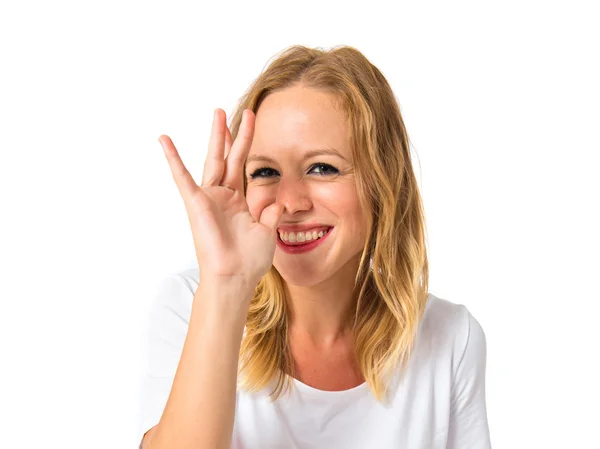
[1,0,598,448]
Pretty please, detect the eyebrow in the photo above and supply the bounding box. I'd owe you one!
[246,148,348,165]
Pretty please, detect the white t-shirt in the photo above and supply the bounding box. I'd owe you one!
[137,268,491,448]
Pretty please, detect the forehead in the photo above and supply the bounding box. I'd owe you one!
[248,86,351,161]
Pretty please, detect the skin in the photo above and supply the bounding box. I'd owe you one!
[245,85,368,378]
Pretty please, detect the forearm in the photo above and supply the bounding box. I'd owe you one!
[150,278,253,449]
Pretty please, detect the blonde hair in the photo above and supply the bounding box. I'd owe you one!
[228,45,429,403]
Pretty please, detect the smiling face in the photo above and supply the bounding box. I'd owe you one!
[245,84,368,287]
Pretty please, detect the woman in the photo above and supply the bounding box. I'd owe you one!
[138,45,491,448]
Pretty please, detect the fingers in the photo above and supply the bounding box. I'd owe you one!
[222,109,255,192]
[225,124,233,159]
[202,109,227,186]
[159,135,198,203]
[259,202,284,233]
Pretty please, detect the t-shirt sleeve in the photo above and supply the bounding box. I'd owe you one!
[447,308,492,449]
[136,274,194,448]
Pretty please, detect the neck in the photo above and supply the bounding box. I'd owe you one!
[284,254,361,350]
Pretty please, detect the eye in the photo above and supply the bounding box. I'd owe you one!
[248,166,278,179]
[309,163,339,176]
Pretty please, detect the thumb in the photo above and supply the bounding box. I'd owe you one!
[258,202,284,233]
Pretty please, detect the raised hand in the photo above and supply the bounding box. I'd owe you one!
[158,109,283,290]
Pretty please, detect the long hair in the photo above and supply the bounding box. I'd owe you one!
[228,45,429,403]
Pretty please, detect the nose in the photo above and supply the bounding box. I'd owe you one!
[276,176,312,215]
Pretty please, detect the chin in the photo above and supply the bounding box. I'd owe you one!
[274,264,331,287]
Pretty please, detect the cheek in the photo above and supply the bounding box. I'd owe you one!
[334,186,367,237]
[333,185,361,213]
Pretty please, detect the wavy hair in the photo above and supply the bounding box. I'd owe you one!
[228,45,429,403]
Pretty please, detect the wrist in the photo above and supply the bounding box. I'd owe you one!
[193,276,256,325]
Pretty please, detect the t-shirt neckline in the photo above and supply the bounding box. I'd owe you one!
[290,375,369,398]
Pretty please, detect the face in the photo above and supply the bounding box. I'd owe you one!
[245,84,368,287]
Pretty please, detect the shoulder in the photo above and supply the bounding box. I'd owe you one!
[416,293,487,374]
[157,267,200,298]
[148,267,200,325]
[161,266,200,294]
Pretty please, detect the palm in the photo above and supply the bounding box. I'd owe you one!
[190,185,276,279]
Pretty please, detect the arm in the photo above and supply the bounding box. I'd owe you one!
[447,309,492,449]
[151,108,281,448]
[148,277,253,449]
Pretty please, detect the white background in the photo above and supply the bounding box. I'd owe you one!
[1,0,598,447]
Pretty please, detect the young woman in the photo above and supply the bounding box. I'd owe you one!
[139,45,491,449]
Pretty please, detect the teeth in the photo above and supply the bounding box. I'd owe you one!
[278,228,330,244]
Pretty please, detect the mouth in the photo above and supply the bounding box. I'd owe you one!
[276,226,334,254]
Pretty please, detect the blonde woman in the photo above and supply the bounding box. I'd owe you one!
[138,45,491,449]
